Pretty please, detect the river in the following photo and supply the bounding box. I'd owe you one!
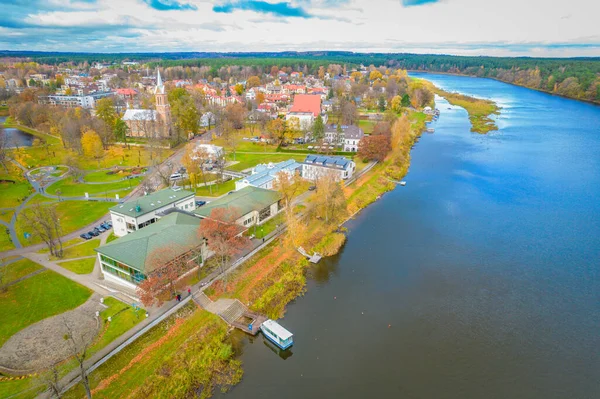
[216,73,600,399]
[0,116,34,148]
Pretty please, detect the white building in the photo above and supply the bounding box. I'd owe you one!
[109,188,196,237]
[301,155,356,181]
[324,124,364,152]
[41,92,114,109]
[235,159,301,191]
[193,144,224,162]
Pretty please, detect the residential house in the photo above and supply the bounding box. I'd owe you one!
[301,154,355,181]
[235,159,301,191]
[109,188,196,237]
[324,124,364,152]
[286,94,326,130]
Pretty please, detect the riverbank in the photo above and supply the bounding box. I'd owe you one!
[418,79,500,134]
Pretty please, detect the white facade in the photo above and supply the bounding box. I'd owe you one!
[301,155,355,181]
[235,160,301,191]
[236,202,280,228]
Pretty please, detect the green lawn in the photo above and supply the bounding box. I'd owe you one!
[16,200,112,246]
[46,177,142,197]
[89,297,144,354]
[106,232,118,243]
[1,258,43,285]
[0,209,14,224]
[358,118,376,134]
[56,258,96,274]
[0,180,33,208]
[84,169,143,183]
[226,152,306,172]
[194,179,236,197]
[51,238,100,260]
[0,228,14,252]
[0,269,92,347]
[250,213,284,239]
[38,236,83,254]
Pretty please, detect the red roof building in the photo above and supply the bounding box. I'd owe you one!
[289,94,321,117]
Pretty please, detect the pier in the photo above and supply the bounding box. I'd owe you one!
[194,292,267,335]
[298,246,322,263]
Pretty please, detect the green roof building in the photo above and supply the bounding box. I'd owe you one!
[193,186,282,228]
[96,212,202,288]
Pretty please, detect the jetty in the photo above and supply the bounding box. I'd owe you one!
[194,292,267,335]
[298,246,322,263]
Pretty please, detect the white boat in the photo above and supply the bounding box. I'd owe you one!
[261,319,294,350]
[426,128,435,133]
[400,181,406,186]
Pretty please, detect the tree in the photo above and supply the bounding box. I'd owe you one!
[341,101,358,125]
[95,97,117,145]
[62,316,95,399]
[268,118,286,147]
[378,96,386,112]
[20,203,63,258]
[358,135,391,162]
[114,117,128,143]
[199,208,250,290]
[246,75,261,89]
[255,92,265,105]
[313,171,347,224]
[181,143,201,191]
[137,245,197,307]
[275,171,306,247]
[234,84,244,95]
[224,103,246,130]
[373,121,392,137]
[369,70,383,81]
[312,114,325,142]
[0,126,9,172]
[81,129,104,167]
[401,94,411,107]
[391,95,402,112]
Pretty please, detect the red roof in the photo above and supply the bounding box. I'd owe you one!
[116,88,137,96]
[289,94,321,117]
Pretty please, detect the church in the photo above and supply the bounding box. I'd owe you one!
[122,70,171,138]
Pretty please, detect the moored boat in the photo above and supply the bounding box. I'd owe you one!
[261,319,294,350]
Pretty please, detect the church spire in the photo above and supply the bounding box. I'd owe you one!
[154,68,165,95]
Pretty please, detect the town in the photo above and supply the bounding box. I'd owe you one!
[0,54,432,398]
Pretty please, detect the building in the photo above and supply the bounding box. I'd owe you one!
[193,186,282,228]
[193,144,224,163]
[96,212,203,288]
[235,159,301,191]
[41,92,114,109]
[286,94,326,130]
[122,69,171,137]
[109,188,196,237]
[324,124,364,152]
[301,155,356,181]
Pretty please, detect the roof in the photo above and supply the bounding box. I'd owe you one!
[116,88,137,96]
[193,186,281,219]
[110,188,195,218]
[289,94,321,117]
[122,109,157,121]
[303,155,353,170]
[154,69,165,95]
[262,319,293,340]
[96,212,201,274]
[325,124,364,140]
[243,159,301,187]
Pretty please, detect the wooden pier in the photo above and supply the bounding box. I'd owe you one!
[298,246,322,263]
[194,292,267,336]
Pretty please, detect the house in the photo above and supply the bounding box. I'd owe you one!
[200,112,216,128]
[40,92,114,109]
[122,70,171,137]
[96,212,203,288]
[324,124,364,152]
[235,159,301,191]
[286,94,326,130]
[301,155,355,181]
[109,188,196,237]
[193,186,282,228]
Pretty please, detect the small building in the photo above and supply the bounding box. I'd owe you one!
[110,188,196,237]
[193,186,282,228]
[286,94,326,130]
[96,212,203,288]
[235,159,301,191]
[324,124,364,152]
[301,155,356,181]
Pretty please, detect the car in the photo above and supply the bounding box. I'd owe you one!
[169,173,183,181]
[105,220,112,227]
[195,200,206,207]
[101,222,112,229]
[93,227,102,234]
[96,225,107,233]
[80,233,92,240]
[89,230,99,237]
[308,186,316,191]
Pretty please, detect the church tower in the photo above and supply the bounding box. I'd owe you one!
[154,69,171,134]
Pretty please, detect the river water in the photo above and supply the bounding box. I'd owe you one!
[217,73,600,399]
[0,116,34,148]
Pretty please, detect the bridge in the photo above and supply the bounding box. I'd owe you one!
[194,292,267,335]
[222,169,249,179]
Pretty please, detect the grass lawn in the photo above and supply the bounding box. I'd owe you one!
[0,209,14,224]
[0,180,33,209]
[16,200,112,246]
[106,232,118,243]
[83,169,143,183]
[63,306,240,399]
[38,236,83,254]
[358,118,376,134]
[46,177,142,197]
[88,297,144,354]
[248,213,284,239]
[51,238,100,260]
[194,179,236,197]
[0,228,15,252]
[0,269,92,347]
[226,152,307,172]
[56,258,96,274]
[1,258,43,285]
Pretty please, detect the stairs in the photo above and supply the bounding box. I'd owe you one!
[219,300,246,324]
[193,292,213,308]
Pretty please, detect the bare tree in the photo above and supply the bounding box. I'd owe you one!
[63,317,95,399]
[39,364,62,398]
[20,203,63,258]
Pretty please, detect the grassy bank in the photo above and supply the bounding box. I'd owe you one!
[419,79,500,134]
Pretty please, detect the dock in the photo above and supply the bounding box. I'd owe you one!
[194,292,267,335]
[298,246,322,263]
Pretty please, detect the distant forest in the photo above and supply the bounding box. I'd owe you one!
[2,51,599,103]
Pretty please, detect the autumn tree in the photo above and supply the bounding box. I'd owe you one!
[95,97,117,147]
[369,70,383,81]
[313,171,347,224]
[391,95,402,112]
[255,91,265,105]
[81,129,104,167]
[312,114,325,142]
[181,142,201,191]
[224,102,246,130]
[62,317,95,399]
[199,208,250,290]
[275,170,306,247]
[20,203,64,258]
[268,118,286,146]
[246,75,261,89]
[358,135,391,162]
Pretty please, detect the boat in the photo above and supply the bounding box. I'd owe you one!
[261,319,294,350]
[400,181,406,186]
[426,128,435,133]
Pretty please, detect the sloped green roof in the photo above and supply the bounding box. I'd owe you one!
[193,186,281,219]
[95,212,201,274]
[110,188,195,218]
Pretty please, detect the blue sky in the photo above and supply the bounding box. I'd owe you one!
[1,0,599,57]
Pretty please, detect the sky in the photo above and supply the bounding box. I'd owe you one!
[1,0,599,57]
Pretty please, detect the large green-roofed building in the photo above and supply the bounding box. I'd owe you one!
[96,212,202,288]
[193,186,282,228]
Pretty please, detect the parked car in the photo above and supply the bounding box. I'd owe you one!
[96,225,107,233]
[169,173,183,181]
[308,186,316,191]
[105,220,112,228]
[89,230,99,237]
[80,233,92,240]
[195,200,206,207]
